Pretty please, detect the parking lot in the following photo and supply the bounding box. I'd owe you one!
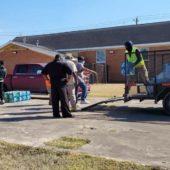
[0,97,170,168]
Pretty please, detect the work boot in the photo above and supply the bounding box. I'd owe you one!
[63,114,73,118]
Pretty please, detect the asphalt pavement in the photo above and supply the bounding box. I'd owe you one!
[0,97,170,169]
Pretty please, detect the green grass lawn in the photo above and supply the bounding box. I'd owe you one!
[45,137,90,149]
[0,140,159,170]
[89,83,124,98]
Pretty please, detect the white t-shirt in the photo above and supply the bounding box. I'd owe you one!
[66,60,77,85]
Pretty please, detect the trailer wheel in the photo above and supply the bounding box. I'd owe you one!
[163,93,170,114]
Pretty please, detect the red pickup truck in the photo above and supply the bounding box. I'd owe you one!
[4,63,90,94]
[4,64,48,93]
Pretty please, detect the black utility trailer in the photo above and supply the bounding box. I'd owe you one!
[124,49,170,114]
[82,50,170,114]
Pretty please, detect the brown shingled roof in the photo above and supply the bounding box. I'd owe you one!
[13,21,170,51]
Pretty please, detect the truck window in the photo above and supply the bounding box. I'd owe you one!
[15,65,29,74]
[30,65,43,75]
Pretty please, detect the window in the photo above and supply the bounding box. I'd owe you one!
[15,65,29,74]
[30,65,43,74]
[96,50,106,63]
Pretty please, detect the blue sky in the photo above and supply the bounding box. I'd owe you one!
[0,0,170,45]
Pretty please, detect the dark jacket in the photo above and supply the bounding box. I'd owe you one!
[42,60,72,88]
[0,65,7,82]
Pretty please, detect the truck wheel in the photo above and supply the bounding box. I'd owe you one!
[163,93,170,115]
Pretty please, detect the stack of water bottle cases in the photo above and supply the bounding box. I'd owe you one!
[4,91,31,103]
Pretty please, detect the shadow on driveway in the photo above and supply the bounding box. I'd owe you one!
[0,115,54,122]
[79,105,170,125]
[0,110,51,116]
[5,104,46,108]
[1,103,170,124]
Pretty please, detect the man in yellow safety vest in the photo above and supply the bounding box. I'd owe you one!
[124,41,149,96]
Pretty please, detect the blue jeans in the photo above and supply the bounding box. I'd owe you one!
[78,82,88,101]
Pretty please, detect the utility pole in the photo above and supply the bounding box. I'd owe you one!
[133,17,139,25]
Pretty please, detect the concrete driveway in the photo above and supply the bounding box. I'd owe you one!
[0,98,170,169]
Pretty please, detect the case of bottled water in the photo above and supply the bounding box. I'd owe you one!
[4,91,31,103]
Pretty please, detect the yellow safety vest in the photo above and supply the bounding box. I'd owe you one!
[125,47,145,68]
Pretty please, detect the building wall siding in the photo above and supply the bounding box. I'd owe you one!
[106,49,124,82]
[77,45,170,83]
[78,49,125,82]
[1,43,170,83]
[79,51,96,63]
[0,45,53,74]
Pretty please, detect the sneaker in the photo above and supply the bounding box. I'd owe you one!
[123,94,131,102]
[71,106,77,112]
[76,103,80,107]
[80,100,90,104]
